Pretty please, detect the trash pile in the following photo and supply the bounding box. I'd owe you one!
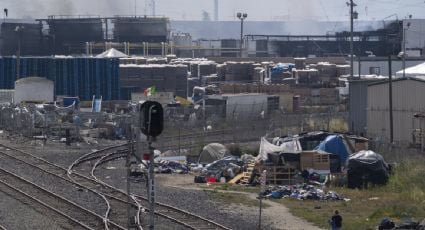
[378,217,425,230]
[262,184,346,201]
[155,160,189,174]
[192,156,245,183]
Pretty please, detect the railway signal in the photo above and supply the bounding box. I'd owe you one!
[139,101,163,137]
[139,101,163,229]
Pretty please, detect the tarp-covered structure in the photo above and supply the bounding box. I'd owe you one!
[198,143,230,164]
[347,150,390,188]
[314,135,351,165]
[256,137,302,162]
[395,62,425,78]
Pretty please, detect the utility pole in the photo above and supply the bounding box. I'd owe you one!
[402,20,411,78]
[388,56,394,143]
[348,0,357,80]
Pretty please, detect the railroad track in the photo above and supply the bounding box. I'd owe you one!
[75,146,232,229]
[0,144,129,230]
[0,166,106,230]
[93,150,232,230]
[0,143,231,229]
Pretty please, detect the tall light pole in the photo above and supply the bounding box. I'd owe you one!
[15,26,24,80]
[237,12,247,58]
[348,1,357,80]
[402,20,411,78]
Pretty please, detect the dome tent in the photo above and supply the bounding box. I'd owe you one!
[198,143,230,164]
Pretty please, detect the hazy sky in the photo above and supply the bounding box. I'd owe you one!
[1,0,424,21]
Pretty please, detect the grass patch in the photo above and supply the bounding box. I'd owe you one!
[276,148,425,230]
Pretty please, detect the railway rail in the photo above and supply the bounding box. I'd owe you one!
[0,143,231,229]
[0,166,107,230]
[0,144,129,230]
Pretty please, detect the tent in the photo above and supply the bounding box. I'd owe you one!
[347,150,390,189]
[396,62,425,78]
[198,143,230,164]
[96,48,128,58]
[314,135,350,165]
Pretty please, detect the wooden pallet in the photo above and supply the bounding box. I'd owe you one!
[240,162,255,184]
[228,173,244,184]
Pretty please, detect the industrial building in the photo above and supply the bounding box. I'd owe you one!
[366,77,425,144]
[0,16,170,56]
[0,57,120,100]
[3,18,425,58]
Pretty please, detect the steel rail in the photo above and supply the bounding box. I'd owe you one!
[0,166,105,230]
[0,145,126,230]
[90,148,232,230]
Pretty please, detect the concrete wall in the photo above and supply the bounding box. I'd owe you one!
[0,90,14,104]
[14,77,54,104]
[367,78,425,143]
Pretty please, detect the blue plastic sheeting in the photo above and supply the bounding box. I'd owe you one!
[271,63,295,76]
[0,57,120,101]
[314,135,349,164]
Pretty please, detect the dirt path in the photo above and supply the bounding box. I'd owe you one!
[157,174,324,230]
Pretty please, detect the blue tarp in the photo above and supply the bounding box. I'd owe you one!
[314,135,349,165]
[271,63,295,76]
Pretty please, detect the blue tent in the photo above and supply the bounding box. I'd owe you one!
[314,135,349,164]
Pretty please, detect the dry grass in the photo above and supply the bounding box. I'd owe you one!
[278,147,425,229]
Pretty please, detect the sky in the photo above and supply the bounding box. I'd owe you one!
[1,0,424,21]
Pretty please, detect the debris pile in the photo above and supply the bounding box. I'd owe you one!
[263,184,345,201]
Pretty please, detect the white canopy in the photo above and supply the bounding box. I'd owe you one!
[96,48,128,58]
[396,62,425,78]
[255,137,302,162]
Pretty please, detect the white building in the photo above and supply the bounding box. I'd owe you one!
[14,77,54,104]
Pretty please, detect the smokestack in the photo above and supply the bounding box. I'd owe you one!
[214,0,218,21]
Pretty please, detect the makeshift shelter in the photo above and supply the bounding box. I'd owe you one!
[198,143,230,164]
[256,137,301,162]
[395,62,425,78]
[347,150,390,189]
[314,135,350,165]
[96,48,128,58]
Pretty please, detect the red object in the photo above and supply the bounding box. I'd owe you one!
[206,177,217,183]
[143,153,150,161]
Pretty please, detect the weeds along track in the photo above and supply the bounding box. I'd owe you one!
[0,166,106,230]
[0,143,128,230]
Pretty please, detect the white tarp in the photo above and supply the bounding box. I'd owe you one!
[96,48,128,58]
[198,143,230,164]
[396,62,425,78]
[255,137,302,162]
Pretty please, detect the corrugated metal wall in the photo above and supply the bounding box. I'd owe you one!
[367,79,425,143]
[349,81,369,135]
[0,57,120,101]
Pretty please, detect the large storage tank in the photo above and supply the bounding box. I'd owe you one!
[14,77,54,104]
[0,22,44,56]
[47,17,103,54]
[113,17,169,43]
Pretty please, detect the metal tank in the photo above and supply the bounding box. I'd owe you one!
[113,16,169,43]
